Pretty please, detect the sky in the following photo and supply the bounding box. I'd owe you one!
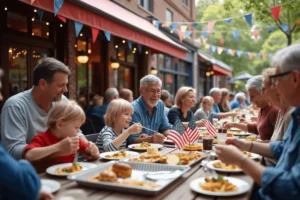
[195,0,224,6]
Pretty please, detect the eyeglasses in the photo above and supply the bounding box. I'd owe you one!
[269,71,292,85]
[143,88,161,94]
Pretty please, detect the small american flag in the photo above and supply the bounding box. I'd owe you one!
[205,120,217,136]
[185,117,199,143]
[167,120,188,149]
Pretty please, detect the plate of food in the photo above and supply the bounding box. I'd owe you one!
[242,151,260,160]
[206,160,242,173]
[232,131,251,136]
[183,143,203,151]
[46,162,97,177]
[41,179,61,193]
[100,150,139,160]
[128,142,163,151]
[190,176,250,196]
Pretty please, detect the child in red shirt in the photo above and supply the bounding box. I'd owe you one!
[24,100,99,173]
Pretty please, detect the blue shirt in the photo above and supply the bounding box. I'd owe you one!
[210,103,220,121]
[230,99,242,110]
[259,106,300,200]
[127,97,172,144]
[92,102,109,117]
[0,143,40,200]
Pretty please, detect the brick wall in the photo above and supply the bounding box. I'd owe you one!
[67,20,77,100]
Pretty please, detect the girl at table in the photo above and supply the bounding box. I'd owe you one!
[24,100,99,173]
[95,98,142,152]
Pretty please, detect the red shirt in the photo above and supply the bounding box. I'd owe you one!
[24,129,88,173]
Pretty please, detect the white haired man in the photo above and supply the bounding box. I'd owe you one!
[230,92,246,110]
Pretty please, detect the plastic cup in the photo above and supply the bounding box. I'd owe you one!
[217,133,227,144]
[203,136,213,150]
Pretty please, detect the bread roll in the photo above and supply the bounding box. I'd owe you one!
[147,146,159,154]
[112,163,132,178]
[98,170,117,182]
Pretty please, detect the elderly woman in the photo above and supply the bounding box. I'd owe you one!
[230,92,246,110]
[215,43,300,200]
[167,87,205,128]
[225,75,279,140]
[194,96,214,121]
[218,88,231,112]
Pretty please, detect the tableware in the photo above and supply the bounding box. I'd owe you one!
[163,139,174,145]
[41,179,61,193]
[190,176,250,196]
[203,136,213,150]
[46,162,98,177]
[206,160,243,173]
[216,133,227,144]
[99,151,139,160]
[128,143,163,151]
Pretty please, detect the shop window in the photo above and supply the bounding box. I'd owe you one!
[182,0,188,6]
[165,73,175,95]
[7,11,28,33]
[117,46,126,61]
[166,9,173,22]
[158,54,164,69]
[138,0,153,12]
[77,39,88,97]
[32,19,50,38]
[165,56,172,69]
[177,75,189,88]
[178,61,189,73]
[118,66,133,90]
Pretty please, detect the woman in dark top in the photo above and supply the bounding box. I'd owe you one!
[218,88,231,112]
[168,87,205,128]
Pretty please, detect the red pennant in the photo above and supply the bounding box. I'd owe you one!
[218,38,224,45]
[296,21,300,25]
[178,31,184,42]
[261,53,267,60]
[249,52,254,60]
[270,6,281,22]
[207,21,216,35]
[91,27,99,43]
[31,0,35,4]
[57,15,66,23]
[174,58,179,63]
[230,49,236,56]
[252,30,260,40]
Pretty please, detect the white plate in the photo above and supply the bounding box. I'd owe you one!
[233,132,251,136]
[190,176,250,196]
[41,179,61,193]
[206,160,243,173]
[230,128,241,132]
[46,162,98,177]
[99,151,139,160]
[246,152,261,160]
[128,143,164,151]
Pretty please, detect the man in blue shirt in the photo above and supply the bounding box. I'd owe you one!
[230,92,246,110]
[128,75,172,144]
[215,44,300,200]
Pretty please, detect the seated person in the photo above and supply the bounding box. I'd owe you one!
[24,101,99,173]
[119,88,134,103]
[95,99,142,152]
[230,92,246,110]
[218,88,231,112]
[194,96,214,121]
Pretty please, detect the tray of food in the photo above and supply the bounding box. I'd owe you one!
[68,161,190,196]
[100,150,139,160]
[128,142,163,151]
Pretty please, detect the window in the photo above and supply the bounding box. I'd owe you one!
[182,0,188,6]
[138,0,153,12]
[7,12,28,33]
[166,9,173,22]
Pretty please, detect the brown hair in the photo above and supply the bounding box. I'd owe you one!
[219,88,230,111]
[175,87,195,108]
[47,100,86,129]
[119,88,133,102]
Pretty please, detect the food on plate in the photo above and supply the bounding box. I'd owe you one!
[105,150,129,159]
[212,161,240,170]
[243,151,252,158]
[112,163,132,178]
[245,136,257,141]
[55,162,82,174]
[176,152,202,165]
[200,177,238,192]
[213,138,218,144]
[227,132,233,137]
[166,154,180,165]
[147,146,159,154]
[130,152,166,163]
[132,142,151,149]
[97,170,117,182]
[183,143,203,151]
[117,179,160,188]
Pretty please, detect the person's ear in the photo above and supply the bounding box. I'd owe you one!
[292,70,300,86]
[39,79,48,90]
[56,120,63,129]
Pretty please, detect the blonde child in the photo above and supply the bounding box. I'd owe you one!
[95,98,142,152]
[24,100,99,173]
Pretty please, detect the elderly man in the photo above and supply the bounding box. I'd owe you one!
[225,76,279,140]
[215,43,300,200]
[209,88,237,121]
[1,58,98,160]
[127,75,171,144]
[230,92,246,110]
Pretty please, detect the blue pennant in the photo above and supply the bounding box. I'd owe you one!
[154,20,160,29]
[54,0,64,16]
[224,18,232,26]
[171,23,178,31]
[244,13,253,27]
[236,50,242,58]
[210,45,216,53]
[232,30,240,41]
[192,22,198,28]
[127,40,132,50]
[74,21,83,37]
[185,30,192,38]
[268,26,275,33]
[280,24,288,32]
[256,53,261,59]
[202,31,208,39]
[37,9,44,21]
[225,48,230,55]
[268,53,273,59]
[137,44,142,54]
[104,31,111,41]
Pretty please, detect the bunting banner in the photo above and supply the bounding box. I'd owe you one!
[31,0,35,4]
[244,14,253,27]
[252,30,260,40]
[224,18,232,26]
[104,31,111,41]
[192,22,198,28]
[218,38,224,45]
[268,53,273,59]
[91,27,99,43]
[127,40,133,50]
[137,44,142,54]
[185,30,192,38]
[270,6,281,22]
[180,25,188,33]
[249,52,254,60]
[230,49,236,56]
[256,52,261,59]
[207,20,216,34]
[202,32,208,39]
[54,0,64,16]
[37,9,44,21]
[171,23,178,31]
[262,53,267,60]
[280,24,288,32]
[210,45,216,53]
[217,47,223,55]
[178,31,184,42]
[225,48,230,55]
[57,15,67,23]
[232,30,240,41]
[74,21,83,37]
[236,50,242,58]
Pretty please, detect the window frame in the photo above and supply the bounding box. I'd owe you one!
[138,0,153,12]
[165,9,173,22]
[182,0,188,7]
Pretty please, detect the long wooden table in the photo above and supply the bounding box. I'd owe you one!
[40,146,255,200]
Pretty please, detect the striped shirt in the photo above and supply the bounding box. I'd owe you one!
[95,126,127,152]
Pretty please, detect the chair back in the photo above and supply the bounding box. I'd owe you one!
[85,133,98,143]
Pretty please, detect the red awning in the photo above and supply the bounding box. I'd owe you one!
[212,64,232,76]
[20,0,187,59]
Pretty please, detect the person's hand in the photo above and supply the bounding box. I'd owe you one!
[83,142,99,160]
[223,122,236,129]
[251,116,258,121]
[196,119,206,127]
[226,137,248,150]
[126,123,143,135]
[140,133,148,138]
[215,145,244,166]
[39,191,53,200]
[57,137,79,155]
[151,133,165,143]
[230,111,238,117]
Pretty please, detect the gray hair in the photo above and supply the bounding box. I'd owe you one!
[104,88,119,102]
[33,57,71,86]
[271,43,300,72]
[140,74,162,88]
[246,75,263,93]
[235,92,246,100]
[209,88,221,96]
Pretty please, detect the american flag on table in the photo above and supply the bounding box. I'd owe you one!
[205,120,217,136]
[185,117,199,143]
[167,120,188,149]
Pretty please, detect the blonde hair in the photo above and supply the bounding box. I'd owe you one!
[104,98,134,127]
[175,87,195,108]
[201,96,214,107]
[47,100,86,129]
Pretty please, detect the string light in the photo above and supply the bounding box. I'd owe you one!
[115,45,118,49]
[4,7,7,11]
[34,9,37,13]
[80,33,83,37]
[74,44,77,48]
[46,22,49,26]
[145,51,149,54]
[60,24,63,27]
[133,48,136,51]
[32,18,35,21]
[122,40,126,43]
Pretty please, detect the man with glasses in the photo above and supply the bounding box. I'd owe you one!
[127,75,172,144]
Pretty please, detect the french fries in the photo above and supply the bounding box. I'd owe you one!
[212,161,240,170]
[200,177,238,192]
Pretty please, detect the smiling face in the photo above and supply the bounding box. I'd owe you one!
[248,88,268,108]
[181,91,196,109]
[115,111,133,129]
[211,92,222,104]
[140,83,161,108]
[42,72,68,101]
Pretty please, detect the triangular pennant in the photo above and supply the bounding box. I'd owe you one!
[280,24,288,32]
[268,26,275,33]
[205,44,210,49]
[37,9,44,21]
[244,13,253,27]
[249,52,254,59]
[245,51,250,56]
[178,31,184,42]
[192,22,198,28]
[270,5,281,22]
[296,21,300,25]
[268,53,273,59]
[171,23,178,31]
[207,20,216,34]
[210,45,216,53]
[252,30,260,40]
[230,49,236,56]
[91,27,99,43]
[104,31,111,41]
[57,15,66,23]
[261,53,267,60]
[127,40,132,50]
[185,30,192,38]
[31,0,35,4]
[155,20,161,29]
[74,21,83,37]
[180,25,188,33]
[236,50,242,58]
[224,18,232,26]
[137,44,142,54]
[165,21,172,27]
[202,31,208,39]
[218,38,224,45]
[225,48,230,55]
[217,47,223,55]
[54,0,64,16]
[256,52,261,60]
[232,30,240,41]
